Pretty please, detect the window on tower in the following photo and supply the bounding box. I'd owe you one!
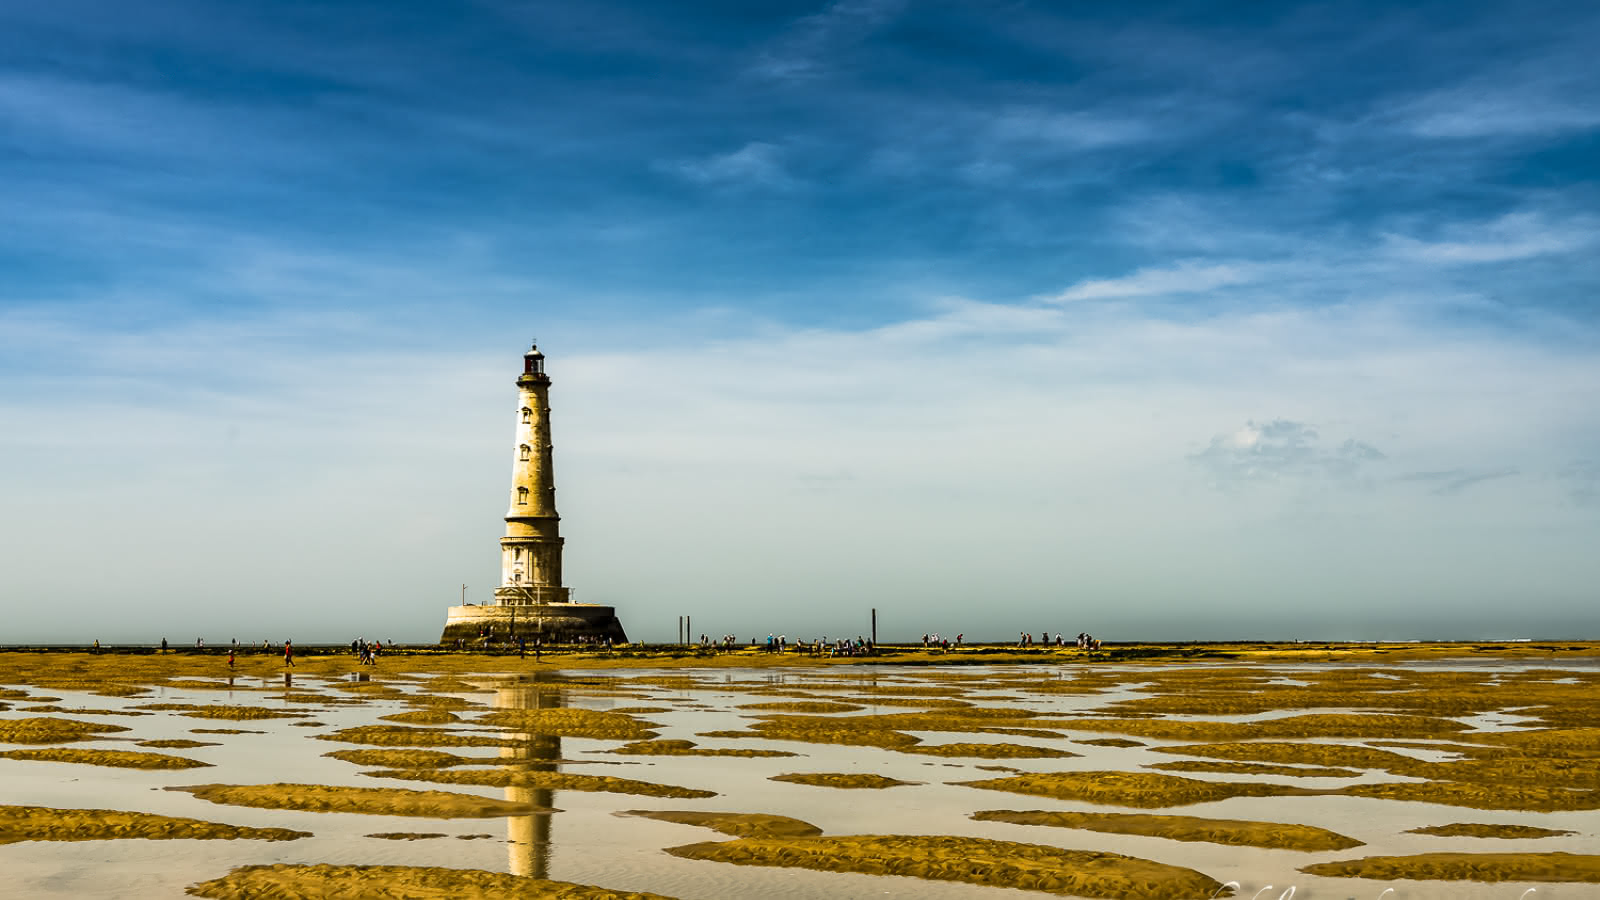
[517,487,529,505]
[519,444,531,462]
[521,407,532,424]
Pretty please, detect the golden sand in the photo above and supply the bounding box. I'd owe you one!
[379,710,461,725]
[0,804,307,845]
[404,696,485,713]
[20,705,148,716]
[1414,757,1600,790]
[180,706,310,721]
[1408,823,1577,839]
[664,834,1226,899]
[0,747,211,770]
[736,700,864,713]
[322,748,496,769]
[608,739,796,758]
[972,809,1363,851]
[474,708,658,740]
[0,716,130,744]
[1337,781,1600,812]
[621,809,822,838]
[898,742,1079,760]
[769,772,914,789]
[156,678,275,692]
[843,696,976,708]
[169,783,552,817]
[699,722,918,749]
[185,864,678,899]
[1147,759,1361,778]
[366,767,717,799]
[1151,740,1429,773]
[139,739,220,749]
[1055,713,1468,742]
[316,725,518,748]
[0,643,1592,692]
[1476,727,1600,757]
[1302,852,1600,883]
[957,770,1312,808]
[709,707,1061,749]
[1074,737,1144,748]
[191,728,265,735]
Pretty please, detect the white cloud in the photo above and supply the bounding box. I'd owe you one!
[1048,260,1268,303]
[1382,213,1593,265]
[1189,420,1386,490]
[750,0,906,81]
[1402,92,1600,140]
[665,142,794,188]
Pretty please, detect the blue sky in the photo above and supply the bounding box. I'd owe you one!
[2,0,1597,642]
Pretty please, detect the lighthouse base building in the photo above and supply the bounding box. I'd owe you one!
[440,344,627,645]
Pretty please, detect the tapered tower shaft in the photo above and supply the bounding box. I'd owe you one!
[495,344,569,605]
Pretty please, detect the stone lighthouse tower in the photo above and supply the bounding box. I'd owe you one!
[439,344,627,645]
[496,344,569,606]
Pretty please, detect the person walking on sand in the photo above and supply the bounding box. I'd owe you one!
[283,640,295,667]
[228,648,235,669]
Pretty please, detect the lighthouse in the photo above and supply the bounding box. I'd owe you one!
[440,344,627,645]
[496,344,569,606]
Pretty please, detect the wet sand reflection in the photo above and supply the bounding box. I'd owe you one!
[494,677,560,879]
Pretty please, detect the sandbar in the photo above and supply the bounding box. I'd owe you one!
[185,864,678,899]
[972,809,1363,851]
[168,783,553,817]
[665,834,1225,899]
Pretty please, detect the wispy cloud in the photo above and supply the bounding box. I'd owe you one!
[662,142,795,188]
[1558,460,1600,507]
[750,0,906,81]
[1393,82,1600,140]
[1189,420,1386,491]
[1397,468,1520,495]
[1049,261,1269,303]
[1382,213,1594,265]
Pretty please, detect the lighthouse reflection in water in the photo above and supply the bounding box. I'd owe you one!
[493,676,560,879]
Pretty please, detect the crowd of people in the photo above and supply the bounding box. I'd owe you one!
[1016,631,1102,650]
[350,637,386,665]
[153,631,1106,660]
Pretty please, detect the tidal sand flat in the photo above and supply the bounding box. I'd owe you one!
[768,772,915,789]
[3,644,1599,898]
[0,747,211,770]
[971,810,1364,851]
[956,770,1314,808]
[0,716,129,743]
[365,767,718,799]
[664,834,1226,899]
[0,805,308,844]
[621,810,823,838]
[169,783,554,817]
[187,864,680,899]
[1301,852,1600,883]
[1408,823,1577,839]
